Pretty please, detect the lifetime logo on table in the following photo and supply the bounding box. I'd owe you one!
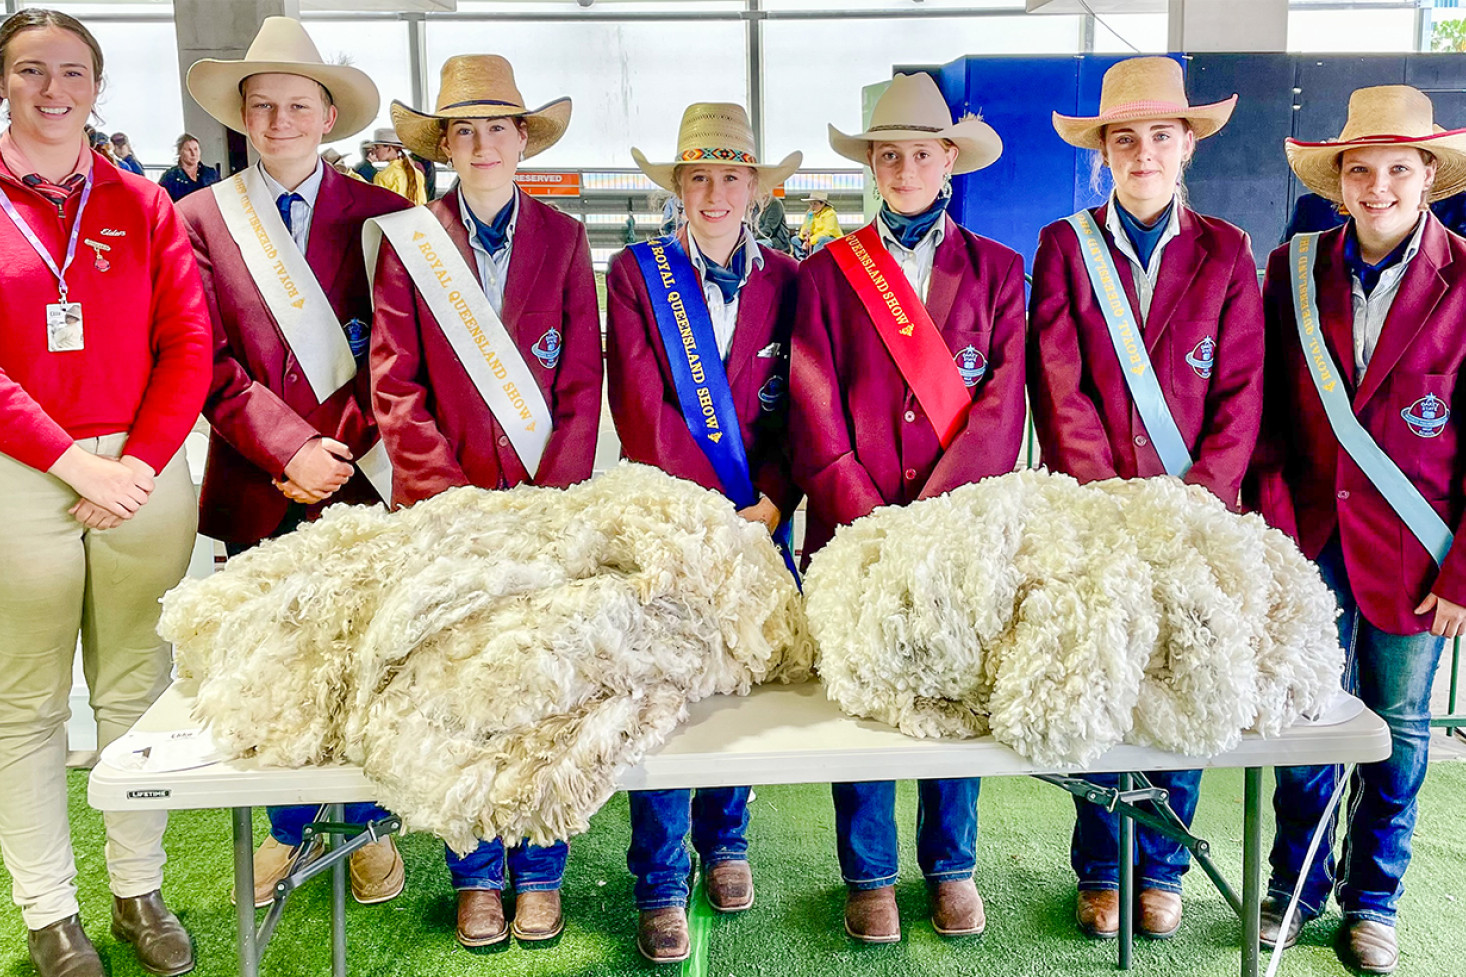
[127,789,170,799]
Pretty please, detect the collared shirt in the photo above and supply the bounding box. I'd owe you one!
[685,227,764,361]
[458,187,519,316]
[257,159,324,254]
[1104,192,1183,324]
[875,209,946,303]
[1348,215,1427,377]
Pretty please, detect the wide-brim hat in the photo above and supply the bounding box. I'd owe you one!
[1285,85,1466,203]
[1052,56,1236,151]
[367,127,403,148]
[186,16,379,141]
[828,72,1001,175]
[390,55,571,165]
[631,102,801,194]
[806,190,829,204]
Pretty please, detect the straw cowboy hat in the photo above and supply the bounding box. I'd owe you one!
[391,55,570,165]
[1051,57,1236,151]
[828,72,1001,175]
[632,103,801,194]
[1286,85,1466,203]
[187,16,378,141]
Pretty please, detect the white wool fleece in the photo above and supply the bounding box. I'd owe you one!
[160,464,813,853]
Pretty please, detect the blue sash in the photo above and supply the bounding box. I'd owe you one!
[1289,232,1452,565]
[629,237,799,579]
[1066,210,1194,478]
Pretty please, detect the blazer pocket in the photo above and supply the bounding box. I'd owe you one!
[1392,371,1457,500]
[1164,321,1218,401]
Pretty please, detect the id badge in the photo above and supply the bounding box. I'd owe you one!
[46,302,84,352]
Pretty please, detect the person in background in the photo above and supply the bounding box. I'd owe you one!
[323,147,363,181]
[796,189,840,256]
[353,139,378,182]
[368,126,426,205]
[109,131,143,175]
[86,126,114,164]
[409,149,437,199]
[755,190,793,253]
[0,10,212,977]
[158,133,219,202]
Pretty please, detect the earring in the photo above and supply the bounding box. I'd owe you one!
[938,172,953,200]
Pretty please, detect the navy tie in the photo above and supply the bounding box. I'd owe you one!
[276,192,302,233]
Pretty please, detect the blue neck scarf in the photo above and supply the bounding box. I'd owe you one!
[465,193,514,256]
[699,237,748,304]
[880,194,949,250]
[1343,219,1416,297]
[1114,197,1174,271]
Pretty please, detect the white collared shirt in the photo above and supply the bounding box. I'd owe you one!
[257,159,325,254]
[459,187,520,316]
[685,228,765,362]
[1103,192,1183,324]
[875,209,946,303]
[1350,215,1427,377]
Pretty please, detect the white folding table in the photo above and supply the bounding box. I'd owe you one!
[89,680,1390,977]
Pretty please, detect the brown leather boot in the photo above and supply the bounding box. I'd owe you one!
[27,915,103,977]
[1259,894,1307,950]
[511,889,564,941]
[455,889,508,947]
[231,835,323,908]
[1076,888,1120,940]
[349,835,405,905]
[1138,888,1182,939]
[1339,919,1398,975]
[931,879,986,937]
[844,886,900,943]
[111,891,194,976]
[637,907,691,963]
[705,860,754,912]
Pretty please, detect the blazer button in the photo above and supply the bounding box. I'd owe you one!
[498,435,509,447]
[904,468,917,480]
[287,372,299,383]
[1338,490,1350,501]
[904,410,917,423]
[1134,435,1148,447]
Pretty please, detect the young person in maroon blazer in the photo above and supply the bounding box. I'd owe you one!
[179,16,410,912]
[1028,57,1262,943]
[367,55,600,949]
[1247,86,1466,975]
[790,72,1026,944]
[605,102,802,963]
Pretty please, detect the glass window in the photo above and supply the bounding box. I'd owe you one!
[86,20,184,172]
[301,18,413,161]
[1289,8,1419,53]
[1090,13,1168,54]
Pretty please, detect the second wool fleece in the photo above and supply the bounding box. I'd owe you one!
[804,470,1342,767]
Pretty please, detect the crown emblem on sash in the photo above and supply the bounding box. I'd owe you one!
[953,345,987,388]
[1185,336,1216,379]
[1402,393,1450,438]
[758,374,786,412]
[532,327,562,369]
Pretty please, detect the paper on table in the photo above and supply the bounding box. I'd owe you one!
[100,727,223,774]
[1295,690,1366,728]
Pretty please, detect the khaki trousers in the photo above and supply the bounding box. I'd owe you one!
[0,434,196,930]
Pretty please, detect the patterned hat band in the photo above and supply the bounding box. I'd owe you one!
[678,147,759,164]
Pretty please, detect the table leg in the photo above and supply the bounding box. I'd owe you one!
[329,803,347,977]
[1242,767,1263,977]
[232,807,258,977]
[1118,772,1134,971]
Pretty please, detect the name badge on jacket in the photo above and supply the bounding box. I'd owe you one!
[47,302,84,352]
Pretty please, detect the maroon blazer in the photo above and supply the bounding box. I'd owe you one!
[605,231,799,516]
[370,189,601,507]
[181,166,410,545]
[1028,203,1264,510]
[790,216,1027,559]
[1248,215,1466,634]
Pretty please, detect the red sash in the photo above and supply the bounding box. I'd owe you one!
[827,224,970,448]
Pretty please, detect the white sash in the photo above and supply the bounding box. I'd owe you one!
[213,168,392,503]
[363,208,551,477]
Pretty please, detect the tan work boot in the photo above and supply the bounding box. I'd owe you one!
[637,907,691,963]
[111,891,194,976]
[1138,888,1182,939]
[705,860,754,912]
[1339,919,1398,974]
[511,889,564,941]
[232,836,323,908]
[1076,888,1120,940]
[844,886,900,943]
[349,835,405,904]
[931,879,985,937]
[455,889,508,947]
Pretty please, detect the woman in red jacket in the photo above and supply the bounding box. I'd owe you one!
[605,102,801,963]
[789,71,1025,945]
[1028,56,1261,944]
[366,55,600,950]
[0,10,211,977]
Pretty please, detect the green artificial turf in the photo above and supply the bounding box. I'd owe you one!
[3,763,1464,976]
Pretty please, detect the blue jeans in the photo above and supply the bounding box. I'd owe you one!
[627,787,750,909]
[446,839,568,892]
[267,804,389,847]
[1070,770,1202,893]
[832,779,980,890]
[1268,536,1445,925]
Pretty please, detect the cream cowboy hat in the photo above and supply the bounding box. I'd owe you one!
[367,127,404,148]
[390,55,571,165]
[806,190,829,205]
[1286,86,1466,203]
[631,103,802,194]
[1051,57,1236,151]
[187,16,379,141]
[828,72,1001,175]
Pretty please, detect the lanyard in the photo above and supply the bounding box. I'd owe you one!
[0,171,93,302]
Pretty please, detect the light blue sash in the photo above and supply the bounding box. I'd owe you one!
[1288,232,1452,565]
[1066,210,1194,478]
